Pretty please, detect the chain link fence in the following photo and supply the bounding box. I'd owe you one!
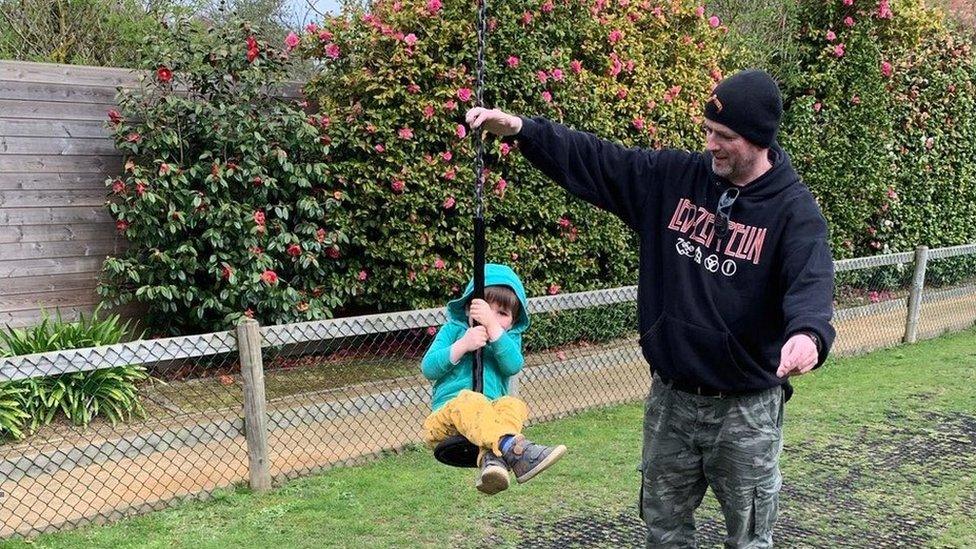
[0,245,974,538]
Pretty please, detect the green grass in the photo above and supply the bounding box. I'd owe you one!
[3,329,975,548]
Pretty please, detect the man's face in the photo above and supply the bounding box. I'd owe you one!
[703,119,765,181]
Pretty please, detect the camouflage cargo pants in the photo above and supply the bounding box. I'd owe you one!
[640,374,785,548]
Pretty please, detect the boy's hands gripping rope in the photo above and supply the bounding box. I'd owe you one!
[468,299,505,341]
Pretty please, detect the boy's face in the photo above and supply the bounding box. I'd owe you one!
[490,302,515,331]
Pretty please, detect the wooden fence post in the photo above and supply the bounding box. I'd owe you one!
[904,245,929,344]
[237,318,271,492]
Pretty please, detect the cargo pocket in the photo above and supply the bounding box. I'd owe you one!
[752,481,779,540]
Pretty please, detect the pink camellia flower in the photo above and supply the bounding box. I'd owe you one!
[511,252,519,261]
[108,109,123,125]
[358,270,368,281]
[833,43,846,57]
[708,15,721,28]
[443,99,458,111]
[548,283,561,295]
[253,211,266,225]
[287,244,302,257]
[375,144,386,153]
[507,55,520,68]
[443,167,457,180]
[116,220,129,232]
[537,70,549,84]
[136,182,147,196]
[112,179,125,194]
[422,104,435,119]
[398,127,414,140]
[441,151,453,162]
[221,264,233,280]
[881,60,893,77]
[542,0,554,13]
[403,33,418,46]
[434,258,446,269]
[443,196,456,209]
[457,87,473,101]
[570,59,583,74]
[455,124,466,138]
[813,102,823,112]
[609,29,623,44]
[843,0,854,5]
[695,5,705,17]
[499,143,511,156]
[407,83,421,94]
[844,16,855,27]
[156,66,173,83]
[826,30,836,41]
[305,23,318,34]
[318,29,333,41]
[609,54,623,77]
[521,11,533,25]
[261,270,279,285]
[159,163,172,176]
[284,32,300,51]
[426,326,437,335]
[426,0,442,14]
[495,178,508,195]
[324,43,340,59]
[542,90,553,103]
[558,217,571,228]
[869,290,880,303]
[551,68,565,81]
[617,88,628,99]
[876,0,892,19]
[632,117,645,130]
[391,179,405,193]
[316,228,327,243]
[126,132,142,143]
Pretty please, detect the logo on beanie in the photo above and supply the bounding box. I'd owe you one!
[707,94,724,113]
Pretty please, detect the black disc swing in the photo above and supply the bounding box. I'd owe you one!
[432,0,492,469]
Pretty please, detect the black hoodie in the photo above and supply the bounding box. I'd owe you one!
[514,116,836,394]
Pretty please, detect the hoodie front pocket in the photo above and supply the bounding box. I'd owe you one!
[639,313,754,386]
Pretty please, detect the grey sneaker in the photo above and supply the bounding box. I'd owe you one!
[476,450,510,495]
[502,435,567,484]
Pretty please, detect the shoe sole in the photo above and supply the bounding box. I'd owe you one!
[476,464,510,495]
[515,445,567,484]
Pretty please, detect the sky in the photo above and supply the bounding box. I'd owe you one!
[286,0,342,26]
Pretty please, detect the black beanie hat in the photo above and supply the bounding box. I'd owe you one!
[703,69,783,148]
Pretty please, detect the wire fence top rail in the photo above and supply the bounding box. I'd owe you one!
[1,243,973,382]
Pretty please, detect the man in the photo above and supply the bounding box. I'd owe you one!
[465,69,835,547]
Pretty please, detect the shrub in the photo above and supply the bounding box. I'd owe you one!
[98,18,351,335]
[777,0,976,259]
[298,0,728,314]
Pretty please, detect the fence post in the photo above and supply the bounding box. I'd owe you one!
[237,318,271,492]
[904,245,929,344]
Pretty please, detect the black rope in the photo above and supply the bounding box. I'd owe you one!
[471,0,488,394]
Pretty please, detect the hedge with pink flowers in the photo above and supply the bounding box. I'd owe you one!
[779,0,976,259]
[97,0,976,335]
[298,0,728,315]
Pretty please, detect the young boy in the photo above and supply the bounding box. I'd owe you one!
[421,263,567,495]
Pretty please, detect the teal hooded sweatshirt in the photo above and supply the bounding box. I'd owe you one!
[421,264,531,411]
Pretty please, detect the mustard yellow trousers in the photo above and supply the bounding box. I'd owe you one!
[423,390,528,456]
